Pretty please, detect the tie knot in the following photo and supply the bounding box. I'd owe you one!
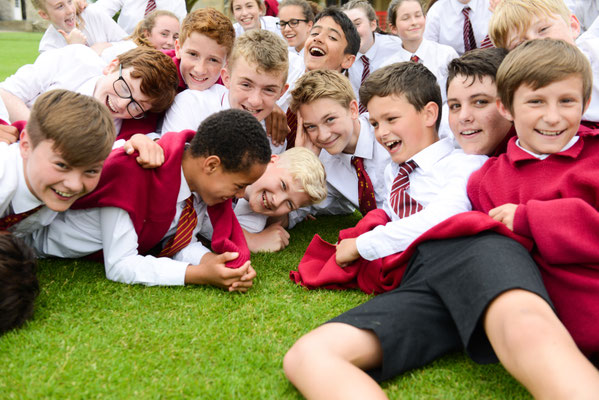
[462,6,471,16]
[399,160,418,176]
[185,195,195,208]
[410,54,420,63]
[351,155,363,167]
[361,55,369,65]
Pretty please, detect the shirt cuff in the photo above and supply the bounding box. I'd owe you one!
[355,231,380,261]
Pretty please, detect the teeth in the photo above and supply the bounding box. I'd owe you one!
[53,188,76,198]
[310,47,325,56]
[243,105,260,114]
[106,96,118,113]
[262,191,270,209]
[461,129,481,136]
[537,129,563,136]
[385,140,400,149]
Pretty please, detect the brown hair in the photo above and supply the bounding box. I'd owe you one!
[26,89,115,166]
[290,69,355,112]
[360,62,442,130]
[0,233,38,335]
[179,8,235,58]
[129,10,179,48]
[230,0,266,16]
[228,30,289,83]
[497,38,592,114]
[114,47,179,113]
[446,47,509,92]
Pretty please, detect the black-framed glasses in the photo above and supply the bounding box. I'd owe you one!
[277,18,309,29]
[113,65,146,120]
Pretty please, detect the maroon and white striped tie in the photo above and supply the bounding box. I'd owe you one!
[389,160,423,218]
[462,7,477,52]
[358,55,370,114]
[144,0,157,16]
[158,196,197,257]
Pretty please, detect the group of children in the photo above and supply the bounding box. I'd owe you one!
[1,0,599,397]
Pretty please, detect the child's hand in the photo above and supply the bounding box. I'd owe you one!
[123,134,165,169]
[265,104,290,146]
[245,223,290,252]
[295,112,321,156]
[489,203,518,231]
[189,252,257,292]
[59,28,87,45]
[335,238,360,267]
[0,124,19,144]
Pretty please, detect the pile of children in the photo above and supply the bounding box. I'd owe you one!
[1,0,598,397]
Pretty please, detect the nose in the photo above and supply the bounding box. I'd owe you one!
[247,89,262,107]
[543,102,560,125]
[193,59,207,76]
[459,104,473,123]
[234,187,246,199]
[67,2,76,14]
[63,171,84,194]
[165,35,175,49]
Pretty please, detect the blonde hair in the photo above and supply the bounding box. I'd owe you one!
[27,89,115,166]
[489,0,572,49]
[278,147,327,204]
[290,69,355,113]
[129,10,179,48]
[496,38,592,114]
[228,30,289,83]
[33,0,86,31]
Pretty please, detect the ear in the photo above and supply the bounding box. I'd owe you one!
[369,19,377,33]
[569,14,581,40]
[19,129,32,160]
[349,99,360,119]
[270,154,280,163]
[38,9,49,21]
[340,54,356,71]
[277,83,289,100]
[221,67,231,89]
[390,25,398,35]
[103,58,119,75]
[496,98,514,121]
[583,95,591,115]
[174,38,182,59]
[203,155,222,174]
[423,101,439,128]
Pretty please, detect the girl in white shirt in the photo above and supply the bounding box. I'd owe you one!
[230,0,282,37]
[277,0,317,55]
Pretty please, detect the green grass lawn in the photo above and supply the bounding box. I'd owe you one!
[0,33,532,399]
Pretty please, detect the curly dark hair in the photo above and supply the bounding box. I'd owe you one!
[0,233,39,335]
[188,109,271,172]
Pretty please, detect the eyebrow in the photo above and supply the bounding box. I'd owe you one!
[312,24,342,37]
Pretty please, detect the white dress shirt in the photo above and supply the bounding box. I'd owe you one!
[356,137,487,260]
[348,33,403,102]
[579,16,599,41]
[29,170,210,286]
[576,37,599,123]
[0,97,9,122]
[39,7,128,52]
[424,0,492,55]
[381,39,458,102]
[566,0,599,32]
[0,143,57,236]
[288,114,391,227]
[233,16,282,37]
[89,0,187,34]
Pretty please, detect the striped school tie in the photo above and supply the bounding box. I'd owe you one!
[358,55,370,114]
[144,0,157,16]
[0,205,43,231]
[409,54,420,63]
[389,160,423,218]
[285,108,298,149]
[351,156,377,216]
[158,196,197,258]
[462,7,477,52]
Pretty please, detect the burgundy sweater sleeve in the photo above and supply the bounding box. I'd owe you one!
[514,198,599,265]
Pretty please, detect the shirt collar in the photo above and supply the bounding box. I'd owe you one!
[409,137,454,172]
[508,135,583,163]
[13,144,43,214]
[352,115,375,160]
[451,0,480,13]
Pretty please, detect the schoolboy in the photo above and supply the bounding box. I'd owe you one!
[284,55,599,399]
[0,232,39,335]
[446,47,514,155]
[424,0,493,55]
[287,69,391,227]
[162,29,290,154]
[33,0,127,53]
[469,38,599,363]
[0,46,178,136]
[230,147,327,252]
[1,89,115,236]
[303,7,360,73]
[30,109,270,290]
[488,0,599,123]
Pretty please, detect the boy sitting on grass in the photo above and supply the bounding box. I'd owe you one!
[284,44,599,399]
[29,109,270,291]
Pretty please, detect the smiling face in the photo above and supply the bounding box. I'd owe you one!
[505,13,579,50]
[299,97,360,155]
[448,74,513,155]
[343,8,376,54]
[146,15,180,50]
[38,0,77,33]
[232,0,263,31]
[20,134,103,212]
[175,32,228,91]
[391,0,425,45]
[304,16,355,72]
[244,155,311,217]
[368,94,437,164]
[497,75,587,155]
[278,5,313,51]
[94,64,152,120]
[222,57,287,122]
